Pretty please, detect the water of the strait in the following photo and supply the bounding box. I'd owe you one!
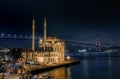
[35,57,120,79]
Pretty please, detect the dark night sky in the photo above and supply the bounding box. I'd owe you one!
[0,0,120,44]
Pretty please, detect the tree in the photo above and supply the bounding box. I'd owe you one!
[7,48,23,61]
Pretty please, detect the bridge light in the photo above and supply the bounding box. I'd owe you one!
[38,36,41,39]
[29,36,32,39]
[8,34,11,37]
[25,35,27,38]
[20,35,22,38]
[36,36,39,39]
[1,33,4,37]
[14,34,16,38]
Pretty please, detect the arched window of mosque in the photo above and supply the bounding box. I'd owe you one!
[52,41,54,44]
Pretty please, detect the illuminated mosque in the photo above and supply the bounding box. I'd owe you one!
[21,17,65,64]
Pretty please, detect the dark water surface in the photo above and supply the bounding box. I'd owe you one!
[36,57,120,79]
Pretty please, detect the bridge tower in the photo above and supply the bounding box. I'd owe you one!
[96,34,101,52]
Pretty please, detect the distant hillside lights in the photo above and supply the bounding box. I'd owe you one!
[78,49,87,53]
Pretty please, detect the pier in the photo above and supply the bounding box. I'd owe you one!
[29,60,80,74]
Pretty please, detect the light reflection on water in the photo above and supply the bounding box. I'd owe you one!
[35,57,120,79]
[36,67,71,79]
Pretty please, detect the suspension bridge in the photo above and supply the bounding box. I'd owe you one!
[0,33,118,48]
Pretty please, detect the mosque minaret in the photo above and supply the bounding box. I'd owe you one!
[43,17,47,50]
[32,16,35,51]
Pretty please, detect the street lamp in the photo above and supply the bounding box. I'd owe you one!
[66,56,71,60]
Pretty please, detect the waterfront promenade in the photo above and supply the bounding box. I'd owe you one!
[0,60,80,79]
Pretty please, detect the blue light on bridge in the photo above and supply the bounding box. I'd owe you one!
[1,33,4,37]
[29,36,32,39]
[8,34,11,37]
[19,35,22,38]
[14,34,17,38]
[25,36,27,38]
